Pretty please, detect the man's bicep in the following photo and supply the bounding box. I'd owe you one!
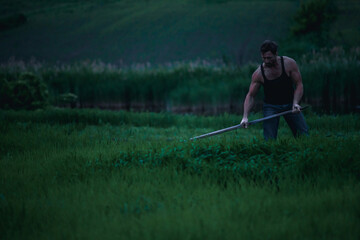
[248,80,261,97]
[290,61,303,85]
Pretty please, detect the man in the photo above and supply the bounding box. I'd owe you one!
[240,40,308,140]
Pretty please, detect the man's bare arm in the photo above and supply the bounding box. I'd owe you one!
[288,58,304,112]
[241,69,262,127]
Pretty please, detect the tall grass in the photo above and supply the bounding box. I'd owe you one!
[1,47,359,113]
[300,47,360,113]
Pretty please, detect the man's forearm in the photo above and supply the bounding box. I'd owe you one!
[243,94,255,119]
[293,83,303,105]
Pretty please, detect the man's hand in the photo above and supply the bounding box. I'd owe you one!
[240,117,249,128]
[292,103,301,113]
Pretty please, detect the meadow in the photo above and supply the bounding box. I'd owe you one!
[1,109,359,239]
[1,0,360,238]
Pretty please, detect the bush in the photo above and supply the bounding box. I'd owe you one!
[0,72,49,110]
[58,92,78,108]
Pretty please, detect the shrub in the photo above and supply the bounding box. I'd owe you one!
[59,92,78,108]
[0,72,49,110]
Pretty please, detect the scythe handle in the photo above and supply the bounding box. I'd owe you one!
[190,106,309,140]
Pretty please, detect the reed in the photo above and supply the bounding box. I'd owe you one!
[0,47,359,113]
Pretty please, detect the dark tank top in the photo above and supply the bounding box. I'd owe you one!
[261,56,294,105]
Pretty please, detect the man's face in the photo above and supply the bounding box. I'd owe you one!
[261,51,277,67]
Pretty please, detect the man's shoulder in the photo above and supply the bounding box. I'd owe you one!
[282,56,297,64]
[282,56,298,69]
[252,66,263,83]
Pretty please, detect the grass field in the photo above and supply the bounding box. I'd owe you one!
[1,1,359,238]
[1,109,359,239]
[1,0,359,64]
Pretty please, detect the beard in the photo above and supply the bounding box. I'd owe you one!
[265,62,275,67]
[264,58,278,67]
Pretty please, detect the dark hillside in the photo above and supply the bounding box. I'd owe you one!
[0,0,358,64]
[0,0,298,64]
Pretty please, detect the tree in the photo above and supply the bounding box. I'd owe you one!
[291,0,338,44]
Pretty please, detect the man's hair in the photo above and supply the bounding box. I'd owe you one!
[260,40,278,54]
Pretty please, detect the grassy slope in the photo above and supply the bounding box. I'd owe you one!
[2,0,359,65]
[1,0,299,64]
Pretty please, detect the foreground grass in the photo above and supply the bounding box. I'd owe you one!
[0,109,359,239]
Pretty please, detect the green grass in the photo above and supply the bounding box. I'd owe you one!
[1,109,359,239]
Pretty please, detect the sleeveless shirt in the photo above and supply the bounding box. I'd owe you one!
[261,56,294,105]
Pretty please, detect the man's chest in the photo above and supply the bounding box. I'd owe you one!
[263,66,283,80]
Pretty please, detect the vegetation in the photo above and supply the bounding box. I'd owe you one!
[1,47,359,113]
[282,0,339,56]
[1,1,359,239]
[1,0,359,64]
[291,0,338,40]
[0,109,359,239]
[0,72,49,110]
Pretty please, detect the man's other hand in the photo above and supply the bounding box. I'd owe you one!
[292,103,301,113]
[240,117,249,128]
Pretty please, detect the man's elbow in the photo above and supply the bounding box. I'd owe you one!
[247,91,257,99]
[295,82,304,91]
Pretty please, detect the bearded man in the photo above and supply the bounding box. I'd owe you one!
[240,40,309,140]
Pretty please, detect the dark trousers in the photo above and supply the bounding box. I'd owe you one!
[263,103,309,140]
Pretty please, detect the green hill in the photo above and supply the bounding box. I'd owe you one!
[0,0,359,64]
